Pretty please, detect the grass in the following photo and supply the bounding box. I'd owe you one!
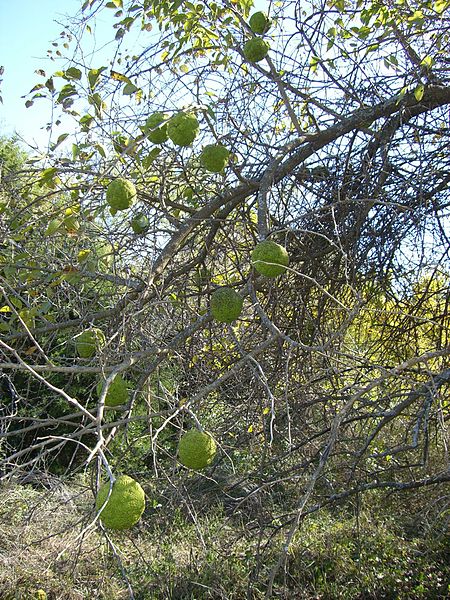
[0,478,448,599]
[0,481,126,599]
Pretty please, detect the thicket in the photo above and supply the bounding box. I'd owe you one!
[0,0,449,598]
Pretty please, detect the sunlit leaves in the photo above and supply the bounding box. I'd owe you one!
[310,56,321,73]
[407,10,425,25]
[45,218,64,237]
[123,82,139,95]
[57,84,78,107]
[421,55,434,69]
[38,167,61,189]
[110,70,132,84]
[414,83,425,101]
[50,133,70,152]
[143,0,238,65]
[88,93,107,118]
[79,114,94,132]
[64,67,82,80]
[88,67,107,91]
[433,0,450,13]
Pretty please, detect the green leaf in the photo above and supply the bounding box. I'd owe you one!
[142,147,162,169]
[115,27,126,40]
[50,133,70,151]
[9,296,23,309]
[79,114,94,131]
[310,56,320,73]
[88,93,106,118]
[72,143,79,161]
[397,86,409,103]
[57,84,77,104]
[45,78,55,93]
[414,83,425,101]
[28,83,45,94]
[45,218,64,236]
[95,143,107,158]
[38,167,61,189]
[123,82,139,95]
[433,0,450,13]
[19,308,35,329]
[82,0,100,10]
[135,88,143,104]
[65,67,82,80]
[408,10,425,25]
[420,56,434,69]
[88,66,107,91]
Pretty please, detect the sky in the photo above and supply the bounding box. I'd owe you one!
[0,0,267,150]
[0,0,84,147]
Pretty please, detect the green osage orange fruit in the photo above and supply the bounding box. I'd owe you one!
[106,178,136,211]
[142,112,168,144]
[243,38,270,63]
[130,213,149,234]
[199,144,230,172]
[96,374,129,407]
[178,429,217,470]
[251,240,289,277]
[167,112,199,146]
[210,287,243,323]
[249,11,272,34]
[95,475,145,530]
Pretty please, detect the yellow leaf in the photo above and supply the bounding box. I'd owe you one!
[25,346,38,355]
[414,83,425,101]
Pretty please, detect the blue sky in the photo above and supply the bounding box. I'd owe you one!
[0,0,81,146]
[1,0,266,149]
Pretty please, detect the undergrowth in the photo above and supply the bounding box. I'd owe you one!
[0,480,448,599]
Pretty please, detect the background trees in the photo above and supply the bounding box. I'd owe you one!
[0,1,449,598]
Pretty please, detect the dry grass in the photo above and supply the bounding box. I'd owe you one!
[0,478,252,599]
[0,480,127,599]
[0,479,448,599]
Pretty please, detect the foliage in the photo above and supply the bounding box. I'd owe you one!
[1,0,449,596]
[0,483,448,599]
